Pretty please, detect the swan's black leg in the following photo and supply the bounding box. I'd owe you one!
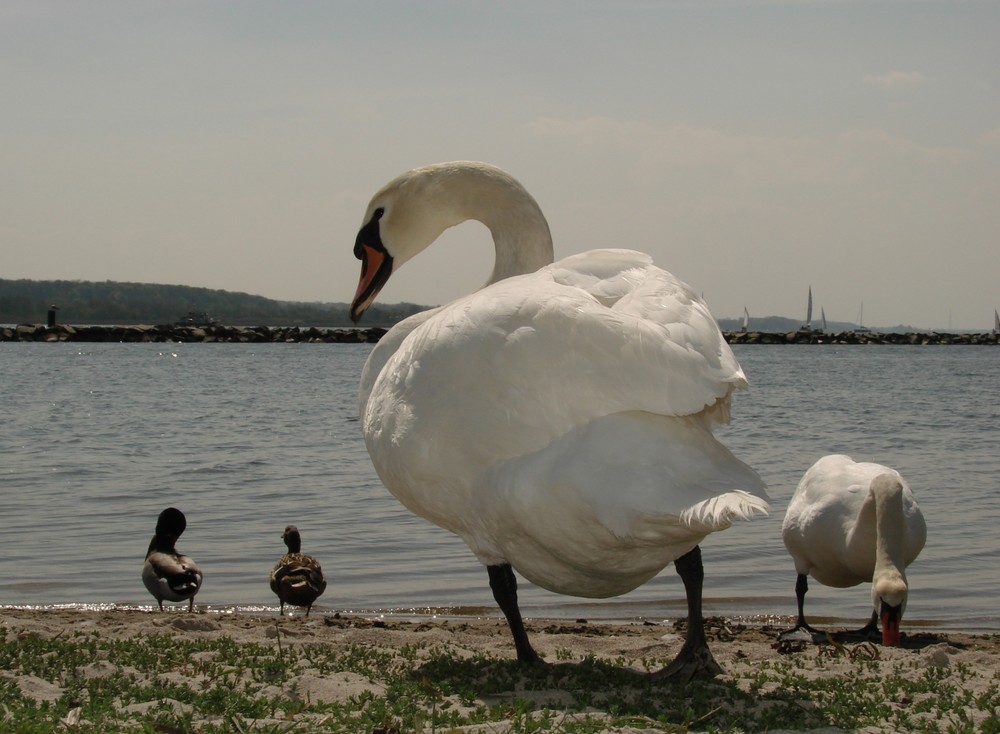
[778,573,826,642]
[795,572,809,628]
[487,563,541,663]
[654,545,723,680]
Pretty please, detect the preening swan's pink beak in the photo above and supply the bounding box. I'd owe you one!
[350,243,391,323]
[881,605,902,646]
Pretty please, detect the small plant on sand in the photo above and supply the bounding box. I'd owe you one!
[2,615,998,733]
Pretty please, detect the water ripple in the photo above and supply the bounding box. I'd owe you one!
[1,342,997,630]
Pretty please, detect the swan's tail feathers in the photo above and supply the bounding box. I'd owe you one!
[679,490,770,531]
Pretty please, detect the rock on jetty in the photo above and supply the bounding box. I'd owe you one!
[1,323,387,343]
[3,323,998,345]
[725,330,1000,346]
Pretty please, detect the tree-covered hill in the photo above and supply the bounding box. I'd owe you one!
[2,278,930,333]
[0,278,425,327]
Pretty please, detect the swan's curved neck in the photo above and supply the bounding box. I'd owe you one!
[871,476,907,573]
[391,162,554,285]
[867,474,909,610]
[477,182,554,285]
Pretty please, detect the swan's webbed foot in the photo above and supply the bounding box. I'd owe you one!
[488,563,543,664]
[831,610,881,644]
[516,645,543,664]
[777,622,827,644]
[654,636,724,682]
[652,545,723,681]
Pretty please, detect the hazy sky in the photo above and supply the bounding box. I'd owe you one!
[3,1,998,329]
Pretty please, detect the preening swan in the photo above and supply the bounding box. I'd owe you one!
[270,525,327,616]
[142,507,203,612]
[781,454,926,646]
[350,161,769,678]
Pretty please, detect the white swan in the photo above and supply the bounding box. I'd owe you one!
[349,161,769,677]
[781,454,926,645]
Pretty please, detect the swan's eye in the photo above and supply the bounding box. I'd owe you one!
[355,206,386,260]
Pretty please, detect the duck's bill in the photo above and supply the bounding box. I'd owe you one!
[350,243,393,323]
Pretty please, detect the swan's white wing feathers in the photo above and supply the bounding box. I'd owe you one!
[467,411,766,596]
[359,307,440,410]
[547,250,743,391]
[489,412,768,538]
[365,250,746,476]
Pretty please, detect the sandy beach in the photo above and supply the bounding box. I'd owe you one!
[2,607,998,732]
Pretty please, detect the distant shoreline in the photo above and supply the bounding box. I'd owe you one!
[2,322,998,345]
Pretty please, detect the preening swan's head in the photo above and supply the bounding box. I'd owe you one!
[350,161,554,322]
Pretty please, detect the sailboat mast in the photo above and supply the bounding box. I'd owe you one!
[854,301,871,332]
[806,286,813,329]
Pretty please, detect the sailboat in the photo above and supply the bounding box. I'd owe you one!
[801,286,814,331]
[855,302,870,333]
[994,309,999,335]
[821,307,827,333]
[741,306,750,332]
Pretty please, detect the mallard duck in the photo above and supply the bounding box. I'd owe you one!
[142,507,203,611]
[270,525,327,616]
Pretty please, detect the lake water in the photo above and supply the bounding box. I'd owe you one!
[2,342,997,632]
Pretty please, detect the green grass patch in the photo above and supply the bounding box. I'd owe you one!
[1,624,996,733]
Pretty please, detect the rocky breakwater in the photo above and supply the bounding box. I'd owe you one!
[1,323,388,344]
[5,324,998,346]
[726,330,1000,345]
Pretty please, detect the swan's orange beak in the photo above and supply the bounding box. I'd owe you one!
[350,208,393,323]
[880,602,902,646]
[350,243,391,323]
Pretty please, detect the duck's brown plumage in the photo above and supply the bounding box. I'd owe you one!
[270,525,327,615]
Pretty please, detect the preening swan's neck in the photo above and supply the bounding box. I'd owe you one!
[476,178,555,285]
[869,474,909,606]
[386,162,554,285]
